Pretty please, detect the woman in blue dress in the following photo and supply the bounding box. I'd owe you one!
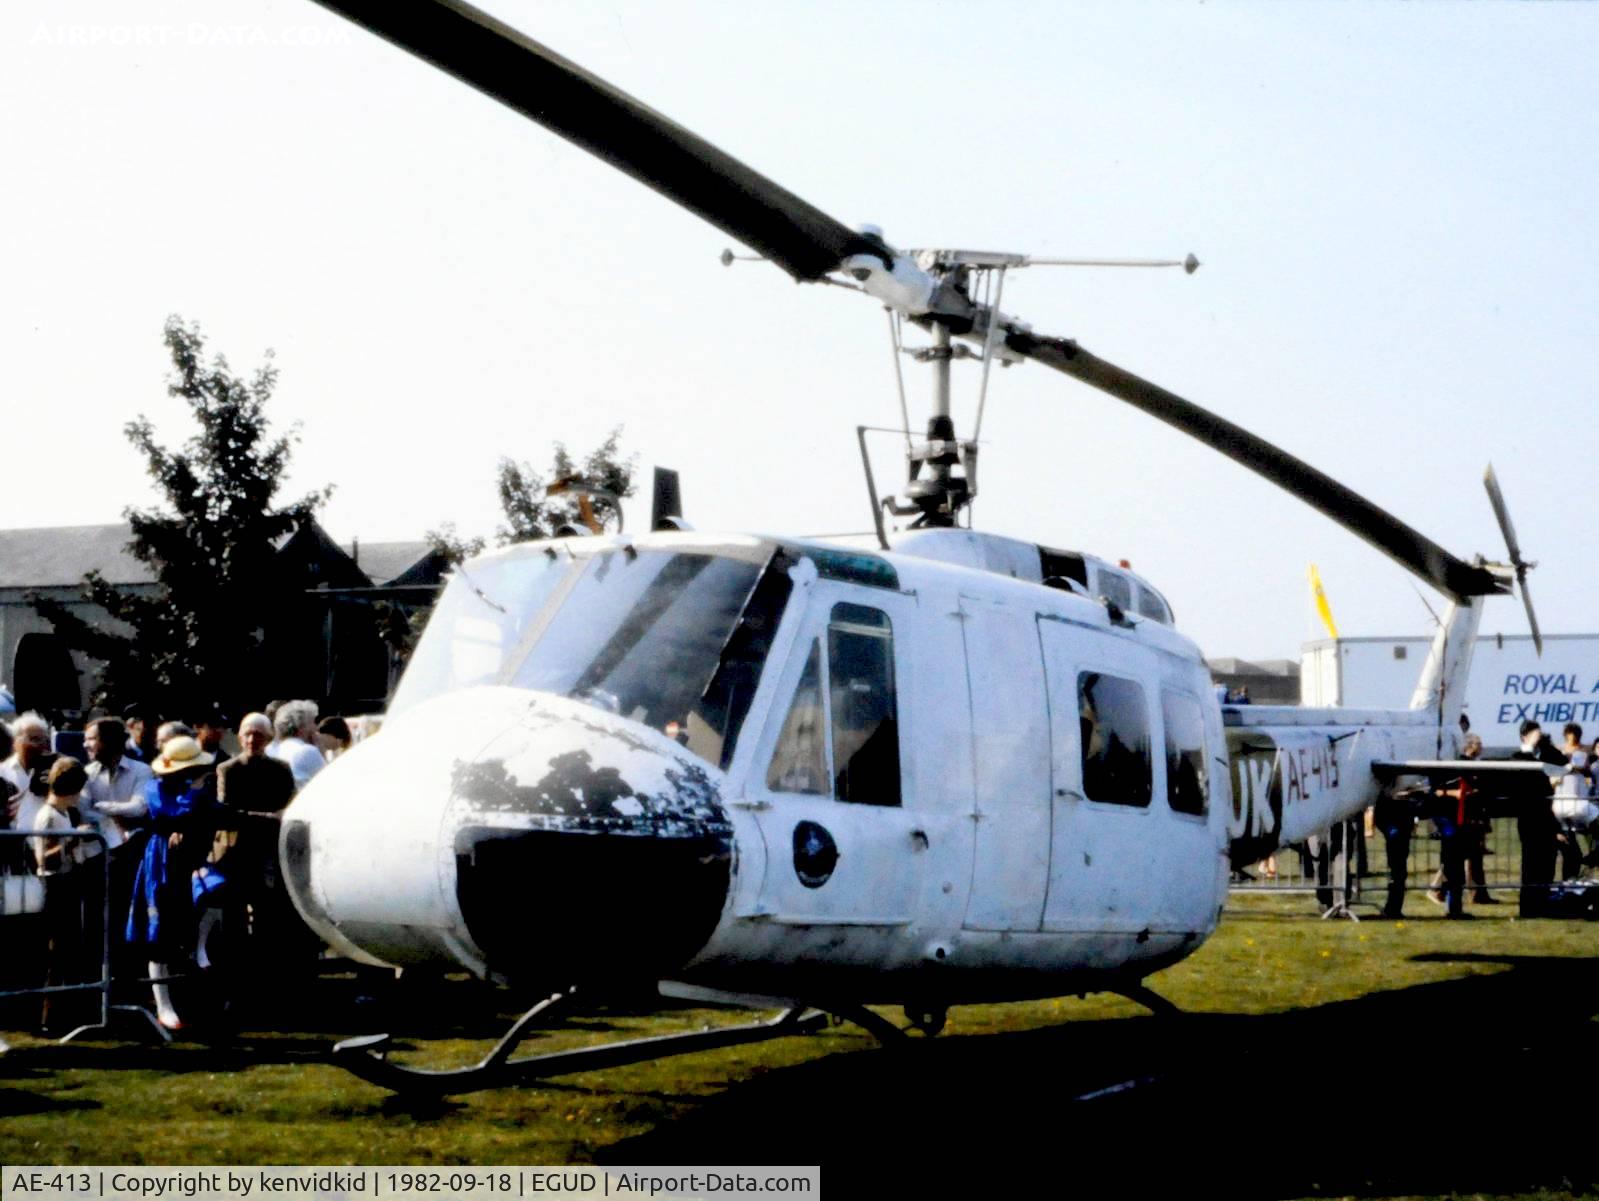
[126,736,216,1030]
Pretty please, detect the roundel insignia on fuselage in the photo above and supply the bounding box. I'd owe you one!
[792,820,839,889]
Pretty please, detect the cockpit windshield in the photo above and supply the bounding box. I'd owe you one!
[389,553,566,712]
[390,546,792,771]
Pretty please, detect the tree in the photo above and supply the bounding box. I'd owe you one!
[380,432,637,666]
[32,316,329,717]
[495,427,636,546]
[421,523,485,567]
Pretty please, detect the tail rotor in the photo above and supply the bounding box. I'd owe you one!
[1483,464,1543,655]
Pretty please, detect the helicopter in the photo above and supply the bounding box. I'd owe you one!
[278,0,1555,1094]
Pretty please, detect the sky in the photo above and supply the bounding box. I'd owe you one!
[2,1,1595,662]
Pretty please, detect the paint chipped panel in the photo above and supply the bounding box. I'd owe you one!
[444,692,736,986]
[447,692,734,836]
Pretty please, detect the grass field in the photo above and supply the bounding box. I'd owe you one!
[2,895,1596,1199]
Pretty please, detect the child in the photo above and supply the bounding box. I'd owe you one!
[31,758,94,1035]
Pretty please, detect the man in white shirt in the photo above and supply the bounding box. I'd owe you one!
[81,717,155,978]
[82,718,154,854]
[2,712,53,838]
[268,700,325,790]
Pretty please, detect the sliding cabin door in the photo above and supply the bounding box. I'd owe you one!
[959,594,1051,932]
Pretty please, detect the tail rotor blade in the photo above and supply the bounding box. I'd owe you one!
[1521,579,1544,657]
[1483,464,1525,564]
[1482,464,1542,656]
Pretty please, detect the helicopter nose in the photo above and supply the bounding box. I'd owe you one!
[448,704,736,988]
[281,688,735,987]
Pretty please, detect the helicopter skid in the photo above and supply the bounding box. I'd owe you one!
[331,993,829,1096]
[1106,980,1182,1018]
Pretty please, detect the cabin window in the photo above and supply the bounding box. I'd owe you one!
[766,603,901,806]
[1162,691,1209,817]
[1078,672,1152,806]
[829,603,901,806]
[767,641,828,795]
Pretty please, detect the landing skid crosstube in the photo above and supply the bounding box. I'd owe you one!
[332,990,834,1096]
[330,984,1172,1095]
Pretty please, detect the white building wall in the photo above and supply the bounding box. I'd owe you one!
[1301,634,1599,752]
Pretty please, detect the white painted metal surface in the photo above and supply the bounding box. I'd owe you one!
[282,527,1487,1011]
[959,593,1051,932]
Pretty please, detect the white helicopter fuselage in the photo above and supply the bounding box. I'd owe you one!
[265,1,1526,1029]
[282,528,1463,1007]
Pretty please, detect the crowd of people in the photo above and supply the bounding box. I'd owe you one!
[1512,719,1599,911]
[0,700,359,1035]
[1368,718,1599,920]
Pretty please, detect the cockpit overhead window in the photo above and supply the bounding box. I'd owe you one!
[1078,671,1152,806]
[1097,571,1133,614]
[1038,549,1089,589]
[766,602,901,807]
[1136,584,1172,625]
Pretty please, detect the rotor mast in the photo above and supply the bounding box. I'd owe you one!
[883,250,1196,529]
[893,323,973,528]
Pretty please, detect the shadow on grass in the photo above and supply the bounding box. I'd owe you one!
[8,952,1595,1194]
[0,976,751,1089]
[377,1093,466,1121]
[0,1087,101,1117]
[218,973,669,1042]
[606,954,1599,1198]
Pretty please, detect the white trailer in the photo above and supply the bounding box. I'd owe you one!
[1302,633,1599,752]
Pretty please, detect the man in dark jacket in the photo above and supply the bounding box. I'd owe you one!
[1374,784,1421,919]
[212,713,300,988]
[1511,719,1565,917]
[1431,734,1483,919]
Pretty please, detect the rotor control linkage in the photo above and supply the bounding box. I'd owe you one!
[907,344,980,363]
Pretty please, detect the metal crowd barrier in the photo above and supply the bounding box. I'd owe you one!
[1226,818,1366,917]
[0,828,166,1046]
[1230,812,1597,916]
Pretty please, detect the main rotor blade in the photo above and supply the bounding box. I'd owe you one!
[312,0,880,281]
[1006,331,1504,601]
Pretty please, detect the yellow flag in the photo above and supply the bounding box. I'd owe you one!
[1309,563,1339,639]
